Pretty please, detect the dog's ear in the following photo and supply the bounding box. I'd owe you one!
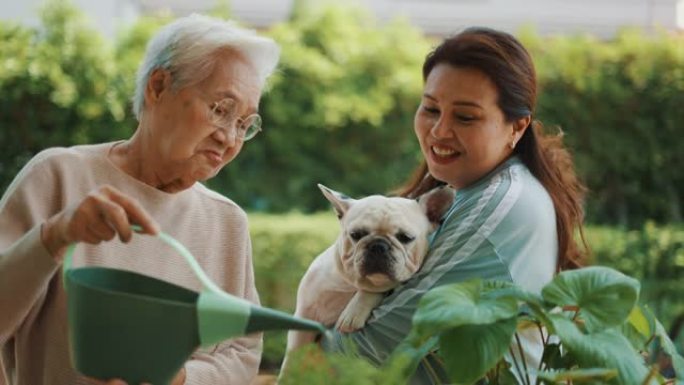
[417,186,455,226]
[318,184,355,219]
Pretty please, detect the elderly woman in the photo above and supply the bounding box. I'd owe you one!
[0,14,279,385]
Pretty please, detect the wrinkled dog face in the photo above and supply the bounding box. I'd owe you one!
[340,196,431,291]
[319,184,455,293]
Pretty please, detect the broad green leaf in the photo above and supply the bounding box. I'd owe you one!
[542,266,640,332]
[389,334,439,381]
[485,281,543,304]
[626,304,655,338]
[549,315,652,385]
[439,317,517,385]
[537,368,618,383]
[654,319,684,382]
[412,280,519,339]
[493,361,520,385]
[620,321,649,352]
[621,305,656,350]
[520,300,555,334]
[484,360,518,385]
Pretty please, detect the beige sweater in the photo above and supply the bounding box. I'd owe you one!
[0,143,262,385]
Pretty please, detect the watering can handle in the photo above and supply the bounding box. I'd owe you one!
[62,225,226,295]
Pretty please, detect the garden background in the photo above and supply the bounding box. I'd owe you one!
[0,0,682,371]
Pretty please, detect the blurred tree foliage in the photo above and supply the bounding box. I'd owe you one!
[207,4,429,211]
[1,0,683,227]
[520,28,684,226]
[0,1,127,189]
[112,12,172,131]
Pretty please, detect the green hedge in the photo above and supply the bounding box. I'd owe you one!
[523,28,684,226]
[249,212,338,369]
[250,213,684,368]
[585,222,684,329]
[2,1,683,226]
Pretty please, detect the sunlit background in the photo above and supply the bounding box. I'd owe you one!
[1,0,682,372]
[2,0,684,38]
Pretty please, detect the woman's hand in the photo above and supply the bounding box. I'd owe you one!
[41,185,160,261]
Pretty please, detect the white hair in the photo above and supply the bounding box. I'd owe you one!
[132,14,280,121]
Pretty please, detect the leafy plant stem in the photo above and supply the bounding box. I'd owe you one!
[641,365,658,385]
[509,346,526,385]
[514,332,531,385]
[494,362,501,384]
[644,333,656,350]
[536,322,548,345]
[535,323,546,385]
[563,305,581,322]
[423,355,443,385]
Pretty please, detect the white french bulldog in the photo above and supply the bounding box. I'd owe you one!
[282,183,455,368]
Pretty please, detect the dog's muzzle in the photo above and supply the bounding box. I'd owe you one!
[361,238,395,278]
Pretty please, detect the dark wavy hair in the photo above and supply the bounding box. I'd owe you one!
[395,27,588,270]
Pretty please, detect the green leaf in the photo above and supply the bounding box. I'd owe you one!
[439,317,517,385]
[542,266,640,332]
[540,343,567,371]
[550,315,652,385]
[626,304,655,338]
[389,334,439,382]
[654,319,684,381]
[536,368,618,383]
[412,280,520,339]
[520,300,555,334]
[621,305,656,350]
[493,361,520,385]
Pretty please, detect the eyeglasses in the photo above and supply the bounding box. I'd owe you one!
[208,98,262,141]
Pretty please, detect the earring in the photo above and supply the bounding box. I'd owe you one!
[509,141,516,149]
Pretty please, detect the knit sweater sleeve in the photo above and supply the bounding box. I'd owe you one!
[184,215,262,385]
[0,152,62,345]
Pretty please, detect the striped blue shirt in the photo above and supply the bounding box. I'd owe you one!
[324,156,558,384]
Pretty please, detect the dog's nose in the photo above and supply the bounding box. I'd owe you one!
[367,239,390,255]
[363,239,394,277]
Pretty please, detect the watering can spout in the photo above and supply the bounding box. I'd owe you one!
[246,305,326,335]
[197,291,326,346]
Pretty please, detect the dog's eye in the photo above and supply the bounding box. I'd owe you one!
[396,232,415,244]
[349,229,368,241]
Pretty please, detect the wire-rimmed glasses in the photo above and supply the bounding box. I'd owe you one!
[208,98,262,141]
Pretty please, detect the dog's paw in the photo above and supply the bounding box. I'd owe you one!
[335,291,383,333]
[335,306,370,333]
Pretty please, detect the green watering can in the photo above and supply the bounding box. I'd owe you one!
[62,227,326,385]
